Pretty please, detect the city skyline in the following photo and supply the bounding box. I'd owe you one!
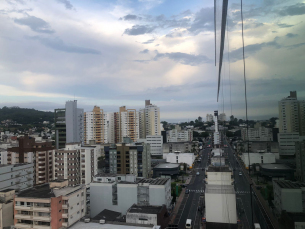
[0,0,304,122]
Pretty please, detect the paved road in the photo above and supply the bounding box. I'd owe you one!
[225,139,253,228]
[176,145,210,229]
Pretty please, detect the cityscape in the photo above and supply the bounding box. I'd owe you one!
[0,0,305,229]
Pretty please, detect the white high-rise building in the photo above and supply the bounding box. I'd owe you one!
[218,113,226,122]
[206,114,213,122]
[278,91,300,133]
[213,111,220,145]
[65,100,84,144]
[139,100,161,139]
[84,106,108,144]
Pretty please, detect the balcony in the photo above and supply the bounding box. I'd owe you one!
[62,204,69,209]
[62,213,68,218]
[33,225,51,229]
[33,215,51,222]
[62,222,69,227]
[15,214,33,220]
[15,205,33,211]
[33,206,50,212]
[15,223,32,228]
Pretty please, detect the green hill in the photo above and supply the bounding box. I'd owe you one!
[0,106,54,125]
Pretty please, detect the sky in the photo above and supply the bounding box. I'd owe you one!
[0,0,304,122]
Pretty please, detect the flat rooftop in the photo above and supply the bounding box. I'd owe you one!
[0,188,15,193]
[70,222,155,229]
[137,178,169,185]
[94,173,117,177]
[92,209,121,221]
[128,204,164,214]
[0,163,32,168]
[154,163,180,169]
[274,180,305,189]
[260,163,293,170]
[205,185,235,194]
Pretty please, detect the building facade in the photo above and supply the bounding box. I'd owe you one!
[206,114,213,122]
[90,175,171,217]
[0,189,15,228]
[0,164,33,192]
[105,142,151,178]
[14,180,86,229]
[165,152,195,167]
[296,140,305,181]
[137,135,163,156]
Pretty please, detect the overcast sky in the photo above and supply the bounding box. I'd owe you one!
[0,0,304,122]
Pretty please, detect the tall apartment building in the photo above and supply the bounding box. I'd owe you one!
[139,100,161,139]
[14,180,86,229]
[296,140,305,181]
[7,136,54,185]
[55,100,84,149]
[118,106,139,142]
[105,142,151,178]
[137,135,163,156]
[206,114,213,122]
[0,189,15,228]
[90,174,171,217]
[278,91,304,134]
[55,143,99,186]
[241,125,273,141]
[0,164,33,192]
[84,106,108,144]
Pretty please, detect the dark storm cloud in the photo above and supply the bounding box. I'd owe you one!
[142,39,155,44]
[229,40,281,62]
[124,25,156,35]
[278,3,305,16]
[286,42,305,49]
[153,52,212,66]
[120,14,142,21]
[139,49,149,54]
[277,23,294,28]
[286,33,298,38]
[29,36,101,54]
[56,0,74,10]
[14,16,55,34]
[188,7,214,34]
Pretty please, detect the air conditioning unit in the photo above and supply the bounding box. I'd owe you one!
[84,218,90,223]
[99,219,105,224]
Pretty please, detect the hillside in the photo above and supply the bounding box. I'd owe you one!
[0,106,54,125]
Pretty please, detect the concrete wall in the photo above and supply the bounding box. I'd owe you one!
[126,212,157,225]
[166,153,195,167]
[206,172,232,185]
[241,153,276,167]
[0,201,14,228]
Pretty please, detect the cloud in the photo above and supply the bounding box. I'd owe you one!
[286,42,305,49]
[153,52,212,66]
[56,0,74,10]
[166,30,185,38]
[229,40,281,62]
[139,49,149,54]
[277,23,294,28]
[188,7,214,34]
[286,33,298,38]
[14,16,55,34]
[142,38,155,44]
[124,25,156,35]
[278,3,305,16]
[28,36,101,54]
[120,14,142,21]
[244,22,264,30]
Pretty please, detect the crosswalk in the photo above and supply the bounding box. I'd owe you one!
[236,191,250,194]
[188,189,205,193]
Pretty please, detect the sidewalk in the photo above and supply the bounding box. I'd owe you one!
[169,176,192,224]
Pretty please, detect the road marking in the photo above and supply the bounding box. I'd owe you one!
[188,189,204,193]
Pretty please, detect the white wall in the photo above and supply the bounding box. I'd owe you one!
[206,172,232,185]
[126,212,157,225]
[166,153,195,167]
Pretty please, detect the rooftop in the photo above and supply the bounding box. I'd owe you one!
[274,180,305,189]
[128,204,164,214]
[92,209,121,221]
[69,222,155,229]
[154,163,180,169]
[94,173,118,177]
[0,188,15,193]
[137,178,169,185]
[260,163,293,170]
[0,163,33,168]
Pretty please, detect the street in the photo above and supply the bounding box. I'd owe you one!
[174,146,210,229]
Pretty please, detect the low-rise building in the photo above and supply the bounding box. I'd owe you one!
[0,163,33,192]
[0,189,15,228]
[241,152,276,169]
[152,163,180,178]
[260,164,294,180]
[165,152,195,167]
[14,180,86,229]
[90,175,171,217]
[273,180,305,216]
[278,133,305,156]
[126,204,169,229]
[163,142,199,154]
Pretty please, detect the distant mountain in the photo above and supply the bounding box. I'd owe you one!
[0,106,54,125]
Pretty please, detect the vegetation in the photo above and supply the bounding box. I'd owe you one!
[0,106,54,125]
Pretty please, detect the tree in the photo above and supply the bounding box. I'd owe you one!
[226,131,234,137]
[198,116,203,122]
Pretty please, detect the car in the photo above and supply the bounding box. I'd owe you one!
[180,184,188,188]
[239,172,242,176]
[185,189,189,194]
[196,172,200,176]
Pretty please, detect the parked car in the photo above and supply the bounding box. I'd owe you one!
[239,172,242,176]
[180,184,188,188]
[196,172,200,176]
